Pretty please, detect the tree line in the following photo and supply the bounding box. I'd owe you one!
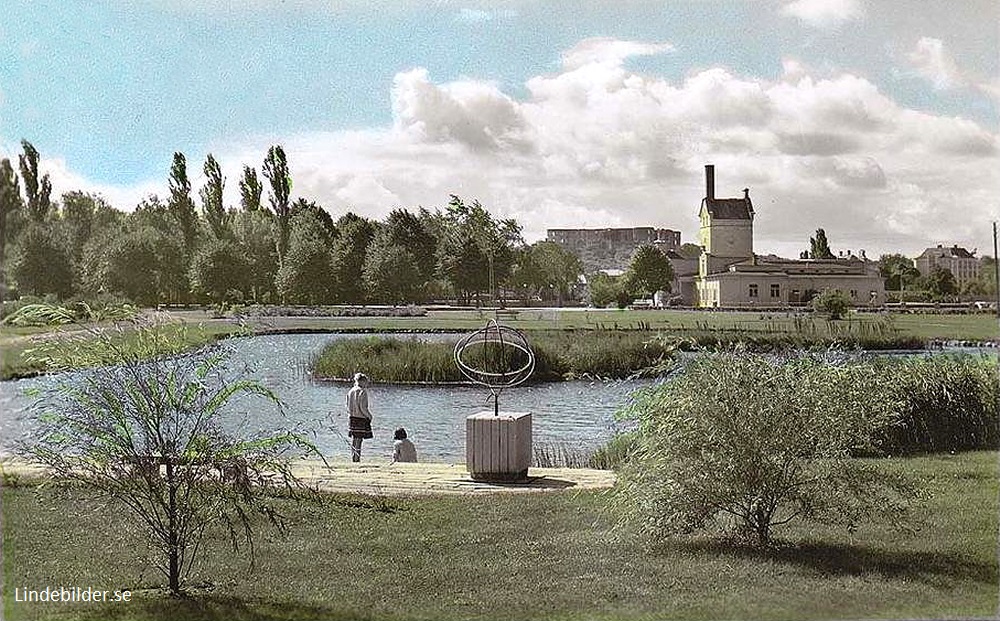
[0,141,608,308]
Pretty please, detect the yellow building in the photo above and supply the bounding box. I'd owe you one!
[692,165,885,308]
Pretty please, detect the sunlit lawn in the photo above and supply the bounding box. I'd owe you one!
[3,452,997,621]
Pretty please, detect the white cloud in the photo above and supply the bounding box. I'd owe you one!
[454,7,519,23]
[780,0,864,29]
[906,37,964,90]
[11,37,999,258]
[560,38,675,71]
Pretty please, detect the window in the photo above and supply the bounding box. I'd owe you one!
[770,284,780,298]
[748,284,759,298]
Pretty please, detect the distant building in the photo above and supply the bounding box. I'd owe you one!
[692,165,885,307]
[546,226,680,273]
[915,245,979,288]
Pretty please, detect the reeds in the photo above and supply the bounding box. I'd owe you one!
[312,331,678,382]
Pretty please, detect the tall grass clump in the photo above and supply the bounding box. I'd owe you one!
[312,337,462,383]
[531,433,639,470]
[312,331,680,383]
[870,355,999,455]
[612,349,920,546]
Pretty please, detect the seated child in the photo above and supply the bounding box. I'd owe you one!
[392,427,418,463]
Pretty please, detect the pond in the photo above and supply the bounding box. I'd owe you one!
[0,333,648,464]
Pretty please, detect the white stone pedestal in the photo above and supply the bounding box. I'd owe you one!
[466,411,532,482]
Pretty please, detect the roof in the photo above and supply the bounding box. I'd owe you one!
[919,245,976,259]
[701,255,874,278]
[702,197,753,220]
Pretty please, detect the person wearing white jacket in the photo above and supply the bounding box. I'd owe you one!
[346,373,374,462]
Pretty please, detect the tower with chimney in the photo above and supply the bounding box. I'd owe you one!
[697,164,754,278]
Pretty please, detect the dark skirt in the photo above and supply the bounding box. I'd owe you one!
[348,416,373,439]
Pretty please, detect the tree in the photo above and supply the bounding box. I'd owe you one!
[877,254,920,292]
[380,209,438,286]
[624,244,674,299]
[239,165,264,213]
[925,265,958,299]
[190,237,249,304]
[262,145,292,268]
[363,236,421,304]
[132,196,189,304]
[677,243,702,260]
[167,152,198,255]
[94,228,163,305]
[0,158,22,295]
[437,195,522,305]
[60,191,120,264]
[330,212,376,303]
[6,223,74,298]
[234,209,278,303]
[291,198,336,239]
[612,350,919,546]
[523,240,583,305]
[21,309,317,595]
[587,272,627,308]
[977,256,997,296]
[200,154,231,240]
[808,228,835,260]
[18,140,53,223]
[275,210,334,304]
[812,288,852,319]
[511,247,543,305]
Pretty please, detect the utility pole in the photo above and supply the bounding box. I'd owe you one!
[994,222,1000,320]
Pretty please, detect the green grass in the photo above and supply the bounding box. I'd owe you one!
[3,452,997,621]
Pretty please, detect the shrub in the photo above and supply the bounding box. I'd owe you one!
[612,350,920,546]
[812,289,853,319]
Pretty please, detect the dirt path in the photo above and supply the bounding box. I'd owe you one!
[1,458,615,497]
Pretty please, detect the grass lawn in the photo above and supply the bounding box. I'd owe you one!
[3,452,997,621]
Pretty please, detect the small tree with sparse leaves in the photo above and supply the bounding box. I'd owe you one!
[19,306,320,595]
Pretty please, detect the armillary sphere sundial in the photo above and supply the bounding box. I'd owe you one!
[453,318,536,416]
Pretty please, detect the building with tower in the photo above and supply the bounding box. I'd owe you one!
[691,165,885,307]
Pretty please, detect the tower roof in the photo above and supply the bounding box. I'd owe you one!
[702,197,753,220]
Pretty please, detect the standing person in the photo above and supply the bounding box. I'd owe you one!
[392,427,418,463]
[346,373,374,462]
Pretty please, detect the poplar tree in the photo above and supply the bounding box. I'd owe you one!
[200,154,229,240]
[262,145,292,267]
[18,140,52,223]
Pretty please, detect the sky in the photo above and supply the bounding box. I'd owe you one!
[1,0,998,259]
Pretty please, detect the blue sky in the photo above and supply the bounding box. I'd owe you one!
[1,0,997,256]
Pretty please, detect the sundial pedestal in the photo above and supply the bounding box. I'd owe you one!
[466,411,532,482]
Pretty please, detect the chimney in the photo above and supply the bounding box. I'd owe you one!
[705,164,715,200]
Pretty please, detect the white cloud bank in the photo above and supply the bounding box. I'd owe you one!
[12,37,999,258]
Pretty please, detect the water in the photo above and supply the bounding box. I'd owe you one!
[0,333,648,464]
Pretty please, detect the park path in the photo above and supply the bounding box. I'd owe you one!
[290,460,615,496]
[1,458,615,497]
